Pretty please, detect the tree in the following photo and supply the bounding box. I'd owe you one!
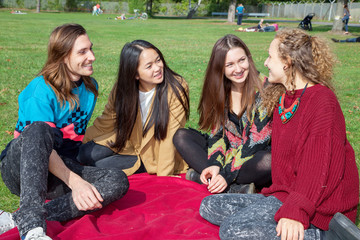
[332,0,346,32]
[36,0,40,12]
[146,0,153,15]
[187,0,202,19]
[227,0,236,22]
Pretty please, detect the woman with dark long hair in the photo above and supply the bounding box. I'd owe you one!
[78,40,190,176]
[173,34,272,194]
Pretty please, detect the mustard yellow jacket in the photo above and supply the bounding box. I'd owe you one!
[83,79,188,176]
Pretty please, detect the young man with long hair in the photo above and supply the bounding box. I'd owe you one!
[0,24,129,240]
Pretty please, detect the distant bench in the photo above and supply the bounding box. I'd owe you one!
[211,12,270,18]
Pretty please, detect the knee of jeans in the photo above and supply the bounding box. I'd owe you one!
[108,169,129,198]
[199,195,213,218]
[26,121,52,134]
[24,122,54,143]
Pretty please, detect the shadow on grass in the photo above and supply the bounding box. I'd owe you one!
[311,25,360,33]
[151,15,207,20]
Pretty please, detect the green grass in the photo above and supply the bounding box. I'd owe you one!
[0,10,359,227]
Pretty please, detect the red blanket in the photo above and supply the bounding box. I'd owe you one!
[1,173,219,239]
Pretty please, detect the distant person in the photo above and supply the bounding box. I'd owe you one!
[263,23,278,32]
[237,18,263,32]
[332,37,360,43]
[0,24,129,240]
[343,4,351,34]
[236,3,245,25]
[115,13,126,20]
[96,3,101,15]
[92,5,97,15]
[236,19,278,33]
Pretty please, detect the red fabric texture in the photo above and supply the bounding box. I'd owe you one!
[261,84,359,230]
[1,173,219,240]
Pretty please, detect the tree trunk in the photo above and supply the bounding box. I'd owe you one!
[227,0,236,23]
[36,0,41,13]
[186,0,201,19]
[147,0,153,16]
[332,0,345,32]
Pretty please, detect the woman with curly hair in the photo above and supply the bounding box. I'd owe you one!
[173,34,272,194]
[200,28,359,240]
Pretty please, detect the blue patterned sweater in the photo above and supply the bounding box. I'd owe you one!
[1,75,97,159]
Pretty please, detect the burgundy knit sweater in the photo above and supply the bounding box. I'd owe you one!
[261,84,359,230]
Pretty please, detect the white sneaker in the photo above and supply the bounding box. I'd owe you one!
[0,210,16,235]
[23,227,52,240]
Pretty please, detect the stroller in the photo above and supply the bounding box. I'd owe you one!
[298,13,315,31]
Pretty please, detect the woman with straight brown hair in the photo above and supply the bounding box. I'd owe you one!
[173,34,272,194]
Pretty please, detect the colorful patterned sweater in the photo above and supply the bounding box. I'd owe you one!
[207,93,272,184]
[1,75,97,160]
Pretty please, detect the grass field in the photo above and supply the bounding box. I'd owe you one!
[0,10,359,227]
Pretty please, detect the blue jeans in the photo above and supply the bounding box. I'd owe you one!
[237,14,243,25]
[340,38,357,42]
[343,17,349,32]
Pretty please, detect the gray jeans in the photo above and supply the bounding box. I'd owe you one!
[0,122,129,236]
[200,194,323,240]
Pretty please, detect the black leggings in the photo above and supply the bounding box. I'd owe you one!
[173,128,272,188]
[77,141,146,173]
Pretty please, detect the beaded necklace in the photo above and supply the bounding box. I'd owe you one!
[278,83,308,124]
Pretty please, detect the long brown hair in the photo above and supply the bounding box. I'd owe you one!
[198,34,262,132]
[39,23,98,110]
[262,28,336,115]
[110,40,189,152]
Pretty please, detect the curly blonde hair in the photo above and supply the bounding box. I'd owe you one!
[262,28,336,115]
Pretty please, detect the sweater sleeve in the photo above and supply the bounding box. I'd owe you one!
[274,95,348,229]
[207,128,227,169]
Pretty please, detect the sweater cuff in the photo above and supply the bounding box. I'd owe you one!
[219,167,238,185]
[208,157,223,169]
[274,192,316,229]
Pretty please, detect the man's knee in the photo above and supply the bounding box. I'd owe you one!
[24,122,52,136]
[104,169,129,200]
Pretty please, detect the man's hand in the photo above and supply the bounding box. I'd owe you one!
[70,176,104,211]
[276,218,305,240]
[49,150,103,211]
[200,166,228,193]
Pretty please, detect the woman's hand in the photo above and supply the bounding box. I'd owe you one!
[276,218,305,240]
[200,166,228,193]
[200,165,220,184]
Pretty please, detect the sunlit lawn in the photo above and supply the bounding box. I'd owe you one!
[0,10,359,226]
